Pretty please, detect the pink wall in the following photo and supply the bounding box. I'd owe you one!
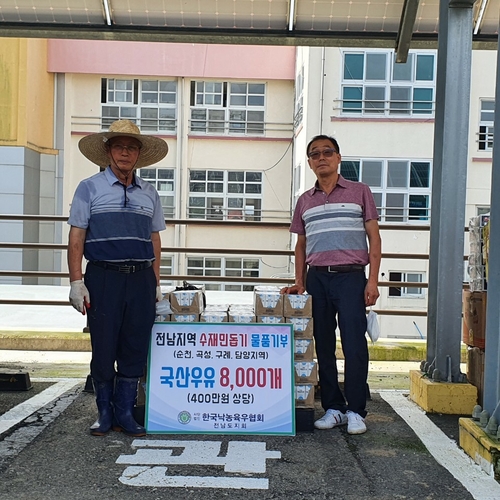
[48,40,295,80]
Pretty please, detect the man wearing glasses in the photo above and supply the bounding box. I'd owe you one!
[282,134,381,434]
[67,119,168,437]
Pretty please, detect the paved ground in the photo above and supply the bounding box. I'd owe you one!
[1,355,499,500]
[1,285,496,499]
[0,378,490,500]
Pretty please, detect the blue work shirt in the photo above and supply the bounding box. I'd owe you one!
[68,167,166,262]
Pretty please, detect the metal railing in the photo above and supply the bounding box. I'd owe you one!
[333,98,435,117]
[0,215,449,317]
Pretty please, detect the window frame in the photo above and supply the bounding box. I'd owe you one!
[159,254,174,286]
[388,271,425,298]
[186,256,260,291]
[478,99,494,151]
[190,80,266,136]
[188,169,263,221]
[138,167,176,218]
[340,158,432,223]
[340,50,436,118]
[101,78,177,132]
[294,65,304,129]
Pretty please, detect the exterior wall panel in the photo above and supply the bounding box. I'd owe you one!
[48,40,296,80]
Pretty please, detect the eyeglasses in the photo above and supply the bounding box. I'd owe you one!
[110,144,141,154]
[307,148,337,160]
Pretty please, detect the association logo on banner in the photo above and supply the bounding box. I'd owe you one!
[177,411,191,424]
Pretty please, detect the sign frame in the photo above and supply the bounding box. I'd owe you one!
[145,322,295,436]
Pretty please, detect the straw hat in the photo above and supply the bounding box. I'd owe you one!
[78,120,169,168]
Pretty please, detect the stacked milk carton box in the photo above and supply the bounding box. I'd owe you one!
[228,303,256,323]
[253,285,284,322]
[200,303,229,322]
[468,214,489,292]
[464,215,490,404]
[253,287,317,410]
[283,294,317,410]
[168,286,205,322]
[464,215,489,405]
[463,215,489,350]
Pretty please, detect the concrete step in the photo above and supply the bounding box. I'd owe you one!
[0,330,468,363]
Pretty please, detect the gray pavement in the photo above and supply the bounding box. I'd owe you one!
[1,355,499,500]
[1,378,499,500]
[1,285,498,498]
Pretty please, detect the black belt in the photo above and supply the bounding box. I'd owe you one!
[311,265,365,273]
[90,261,152,274]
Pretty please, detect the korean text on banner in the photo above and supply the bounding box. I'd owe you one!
[146,322,295,435]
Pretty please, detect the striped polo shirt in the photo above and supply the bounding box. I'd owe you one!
[68,167,166,262]
[290,175,379,266]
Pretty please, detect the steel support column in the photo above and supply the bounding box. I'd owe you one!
[483,35,500,419]
[426,0,475,382]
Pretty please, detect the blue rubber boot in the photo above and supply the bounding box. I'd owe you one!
[90,379,114,436]
[112,377,146,437]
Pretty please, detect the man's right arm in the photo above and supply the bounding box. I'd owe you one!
[68,226,91,314]
[281,234,307,294]
[68,226,87,281]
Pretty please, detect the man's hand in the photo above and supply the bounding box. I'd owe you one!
[156,285,163,302]
[69,280,90,314]
[280,284,306,295]
[364,281,379,307]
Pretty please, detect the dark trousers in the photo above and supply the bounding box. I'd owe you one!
[84,262,156,382]
[307,267,368,417]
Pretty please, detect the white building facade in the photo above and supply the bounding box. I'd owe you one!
[48,40,296,291]
[293,46,496,338]
[0,39,495,338]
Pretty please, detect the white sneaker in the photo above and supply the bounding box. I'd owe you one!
[346,411,367,434]
[314,409,347,429]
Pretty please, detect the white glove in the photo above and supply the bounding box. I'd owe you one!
[156,299,172,315]
[156,285,163,302]
[69,280,91,314]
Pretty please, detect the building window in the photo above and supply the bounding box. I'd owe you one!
[190,81,265,135]
[388,272,424,297]
[187,256,260,291]
[293,161,302,208]
[340,51,436,117]
[479,100,494,151]
[340,159,431,223]
[159,255,173,286]
[477,206,490,216]
[188,170,262,221]
[138,168,175,218]
[294,66,304,129]
[101,78,177,132]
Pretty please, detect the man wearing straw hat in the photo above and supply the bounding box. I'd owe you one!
[67,119,168,437]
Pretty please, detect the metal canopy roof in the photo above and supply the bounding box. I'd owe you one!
[0,0,498,49]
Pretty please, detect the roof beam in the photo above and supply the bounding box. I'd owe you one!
[288,0,297,31]
[473,0,489,34]
[395,0,420,63]
[0,22,495,50]
[102,0,113,26]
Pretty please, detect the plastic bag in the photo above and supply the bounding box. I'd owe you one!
[155,299,173,315]
[366,309,380,342]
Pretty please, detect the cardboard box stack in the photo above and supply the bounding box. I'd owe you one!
[468,214,489,293]
[285,296,317,433]
[253,287,317,430]
[156,284,318,430]
[169,286,205,322]
[464,214,490,406]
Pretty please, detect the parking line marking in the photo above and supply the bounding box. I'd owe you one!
[379,390,500,500]
[120,467,269,489]
[0,379,81,434]
[116,440,281,489]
